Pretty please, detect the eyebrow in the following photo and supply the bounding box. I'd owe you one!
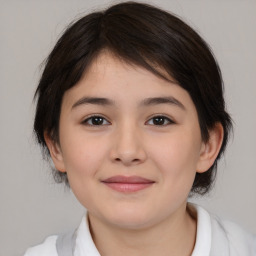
[72,96,185,110]
[140,97,185,110]
[72,97,115,109]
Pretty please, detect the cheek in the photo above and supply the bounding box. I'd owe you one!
[148,128,202,181]
[60,131,109,179]
[60,133,110,207]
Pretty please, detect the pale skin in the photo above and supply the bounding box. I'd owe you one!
[45,51,224,256]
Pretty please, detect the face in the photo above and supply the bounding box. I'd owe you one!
[47,52,217,230]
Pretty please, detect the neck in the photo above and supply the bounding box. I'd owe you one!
[88,202,197,256]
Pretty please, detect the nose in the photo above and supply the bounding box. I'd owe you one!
[110,122,147,166]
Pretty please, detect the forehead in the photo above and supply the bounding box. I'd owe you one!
[62,51,195,111]
[86,51,176,84]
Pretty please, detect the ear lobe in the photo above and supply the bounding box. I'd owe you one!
[196,123,224,173]
[44,132,66,173]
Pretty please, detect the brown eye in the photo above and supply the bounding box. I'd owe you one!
[146,116,174,126]
[82,116,110,126]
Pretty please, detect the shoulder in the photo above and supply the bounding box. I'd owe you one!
[210,214,256,255]
[189,203,256,256]
[24,235,58,256]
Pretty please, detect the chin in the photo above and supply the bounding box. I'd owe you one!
[100,207,158,230]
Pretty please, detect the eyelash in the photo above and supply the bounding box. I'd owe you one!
[146,115,175,126]
[82,115,110,126]
[81,115,175,126]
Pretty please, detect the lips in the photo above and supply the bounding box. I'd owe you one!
[101,175,155,193]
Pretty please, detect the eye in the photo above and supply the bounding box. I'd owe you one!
[82,115,110,126]
[146,115,174,126]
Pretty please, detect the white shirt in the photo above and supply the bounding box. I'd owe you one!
[24,204,256,256]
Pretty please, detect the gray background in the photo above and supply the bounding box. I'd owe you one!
[0,0,255,255]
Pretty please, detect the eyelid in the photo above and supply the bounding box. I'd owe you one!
[145,115,175,126]
[80,114,175,126]
[81,115,111,126]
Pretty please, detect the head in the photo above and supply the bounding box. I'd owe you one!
[34,1,232,197]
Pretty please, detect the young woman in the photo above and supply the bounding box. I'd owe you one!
[25,2,256,255]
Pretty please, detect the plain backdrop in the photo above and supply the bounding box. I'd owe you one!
[0,0,255,255]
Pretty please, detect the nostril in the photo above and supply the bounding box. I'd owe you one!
[114,157,141,164]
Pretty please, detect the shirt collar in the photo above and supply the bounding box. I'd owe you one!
[74,203,212,256]
[74,213,101,256]
[190,203,212,256]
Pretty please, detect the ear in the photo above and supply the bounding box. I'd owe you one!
[44,132,66,173]
[196,123,224,173]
